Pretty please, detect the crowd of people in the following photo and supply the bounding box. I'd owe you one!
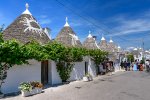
[99,60,114,75]
[98,59,150,76]
[120,60,147,71]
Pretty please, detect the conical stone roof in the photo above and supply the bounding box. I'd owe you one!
[83,31,99,49]
[99,35,108,51]
[107,38,117,52]
[3,3,50,44]
[55,17,82,47]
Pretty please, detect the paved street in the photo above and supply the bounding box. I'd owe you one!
[3,71,150,100]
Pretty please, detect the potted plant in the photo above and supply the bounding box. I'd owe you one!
[19,81,43,97]
[30,81,43,94]
[19,82,32,97]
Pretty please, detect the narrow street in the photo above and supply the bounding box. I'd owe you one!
[3,71,150,100]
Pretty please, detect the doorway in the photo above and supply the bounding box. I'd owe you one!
[41,60,48,85]
[85,62,88,75]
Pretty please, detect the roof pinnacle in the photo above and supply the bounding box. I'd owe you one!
[101,34,105,40]
[64,17,70,27]
[88,30,92,38]
[118,45,121,49]
[22,3,32,15]
[109,37,113,42]
[26,3,29,10]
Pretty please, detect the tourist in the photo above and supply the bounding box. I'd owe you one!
[120,61,124,70]
[137,59,140,71]
[106,61,113,76]
[124,61,127,71]
[139,60,144,71]
[131,62,134,71]
[146,60,150,72]
[127,61,130,71]
[133,62,138,71]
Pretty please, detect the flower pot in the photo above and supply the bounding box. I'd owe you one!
[36,88,42,93]
[30,88,42,95]
[30,88,37,95]
[83,76,89,82]
[21,91,31,97]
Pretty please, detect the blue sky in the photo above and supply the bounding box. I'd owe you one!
[1,0,150,49]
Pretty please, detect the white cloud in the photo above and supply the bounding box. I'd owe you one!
[106,12,150,37]
[39,19,51,25]
[37,15,51,25]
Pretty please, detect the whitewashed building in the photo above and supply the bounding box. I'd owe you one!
[2,4,97,94]
[54,17,97,83]
[2,3,51,93]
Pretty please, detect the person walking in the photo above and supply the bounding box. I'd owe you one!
[120,61,124,70]
[137,59,140,71]
[106,62,112,76]
[146,60,150,72]
[131,62,134,71]
[133,62,138,71]
[127,61,131,71]
[139,60,144,71]
[124,61,127,71]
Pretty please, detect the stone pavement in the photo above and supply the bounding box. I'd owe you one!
[2,71,150,100]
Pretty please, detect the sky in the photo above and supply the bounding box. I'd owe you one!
[1,0,150,49]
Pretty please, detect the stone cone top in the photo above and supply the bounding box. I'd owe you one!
[3,3,50,44]
[56,17,82,47]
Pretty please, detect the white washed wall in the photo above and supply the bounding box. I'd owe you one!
[88,58,97,77]
[51,61,62,85]
[48,60,52,84]
[1,60,41,94]
[51,56,97,85]
[69,61,85,81]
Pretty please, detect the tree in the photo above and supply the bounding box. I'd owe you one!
[44,42,86,82]
[43,42,71,82]
[89,49,108,75]
[24,40,49,61]
[127,54,134,63]
[55,47,86,82]
[0,39,28,94]
[0,37,46,95]
[140,57,145,64]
